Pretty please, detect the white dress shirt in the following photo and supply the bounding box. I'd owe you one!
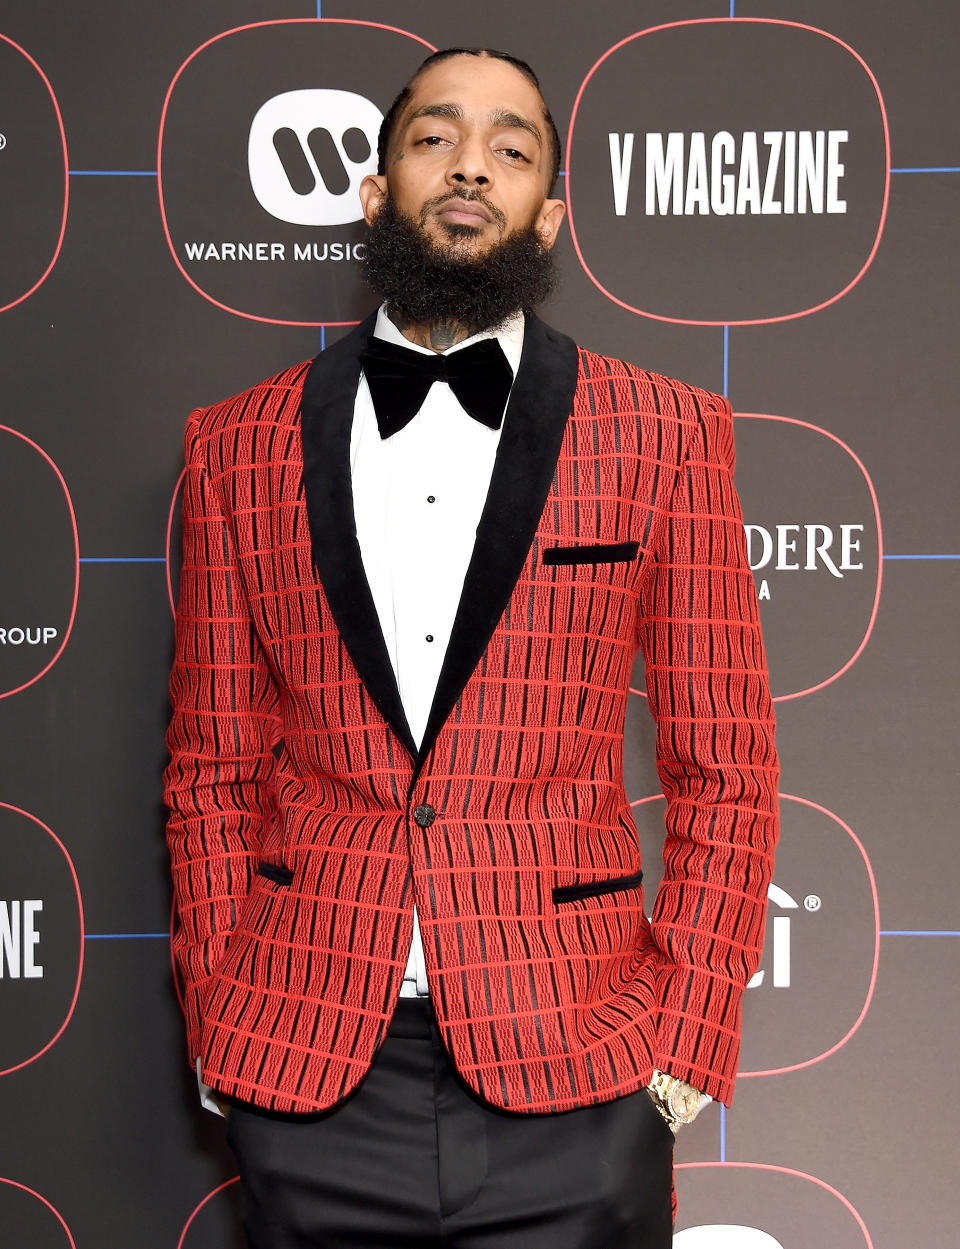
[352,306,524,996]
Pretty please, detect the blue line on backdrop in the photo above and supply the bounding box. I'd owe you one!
[890,166,960,173]
[719,1103,726,1161]
[722,325,729,396]
[69,170,157,176]
[881,930,960,936]
[883,554,960,560]
[80,556,166,563]
[85,933,169,940]
[729,0,736,17]
[320,325,326,351]
[317,0,322,18]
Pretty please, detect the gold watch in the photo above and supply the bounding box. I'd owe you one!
[647,1068,704,1130]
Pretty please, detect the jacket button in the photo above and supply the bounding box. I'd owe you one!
[413,804,436,827]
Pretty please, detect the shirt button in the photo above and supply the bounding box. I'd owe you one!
[425,634,434,642]
[413,804,436,827]
[427,495,436,503]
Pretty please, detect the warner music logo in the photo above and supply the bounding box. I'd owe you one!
[675,1228,784,1249]
[248,89,382,227]
[609,130,848,217]
[182,241,366,263]
[158,19,430,322]
[178,90,378,270]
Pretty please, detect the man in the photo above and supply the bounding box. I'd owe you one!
[164,47,779,1248]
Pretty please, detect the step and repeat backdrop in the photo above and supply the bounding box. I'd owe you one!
[1,2,957,1247]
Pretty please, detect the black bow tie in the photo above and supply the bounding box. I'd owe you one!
[360,335,514,439]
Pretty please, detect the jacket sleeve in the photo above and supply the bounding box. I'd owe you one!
[637,392,779,1105]
[163,409,283,1063]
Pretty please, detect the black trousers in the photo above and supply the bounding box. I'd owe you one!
[226,999,675,1248]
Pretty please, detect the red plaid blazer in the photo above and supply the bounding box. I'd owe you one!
[164,314,779,1115]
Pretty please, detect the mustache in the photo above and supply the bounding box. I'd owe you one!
[418,189,507,232]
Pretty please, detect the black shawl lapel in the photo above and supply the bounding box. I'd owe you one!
[415,315,580,777]
[300,313,417,760]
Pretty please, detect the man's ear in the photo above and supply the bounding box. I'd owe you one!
[359,174,388,227]
[535,197,566,251]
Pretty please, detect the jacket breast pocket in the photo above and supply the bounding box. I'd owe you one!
[541,541,639,566]
[553,868,644,905]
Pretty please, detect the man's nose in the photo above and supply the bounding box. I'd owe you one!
[446,135,493,187]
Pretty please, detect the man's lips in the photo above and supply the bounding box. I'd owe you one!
[436,199,492,225]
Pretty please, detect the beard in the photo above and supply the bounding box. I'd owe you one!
[362,192,558,334]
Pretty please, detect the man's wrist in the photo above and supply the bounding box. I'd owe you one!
[646,1068,710,1129]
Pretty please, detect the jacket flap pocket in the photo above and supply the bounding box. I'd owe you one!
[542,541,639,566]
[256,859,294,887]
[553,868,643,904]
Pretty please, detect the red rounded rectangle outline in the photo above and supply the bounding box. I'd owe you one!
[629,412,883,703]
[0,35,69,315]
[0,803,85,1078]
[565,18,891,327]
[0,426,80,700]
[0,1179,77,1249]
[675,1162,874,1249]
[735,413,883,703]
[631,791,880,1081]
[176,1177,241,1249]
[157,19,436,328]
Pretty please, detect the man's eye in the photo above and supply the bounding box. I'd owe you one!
[420,135,447,147]
[500,148,527,161]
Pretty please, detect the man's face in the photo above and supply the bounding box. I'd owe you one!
[360,55,565,257]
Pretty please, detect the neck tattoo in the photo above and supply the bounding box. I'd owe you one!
[389,312,474,353]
